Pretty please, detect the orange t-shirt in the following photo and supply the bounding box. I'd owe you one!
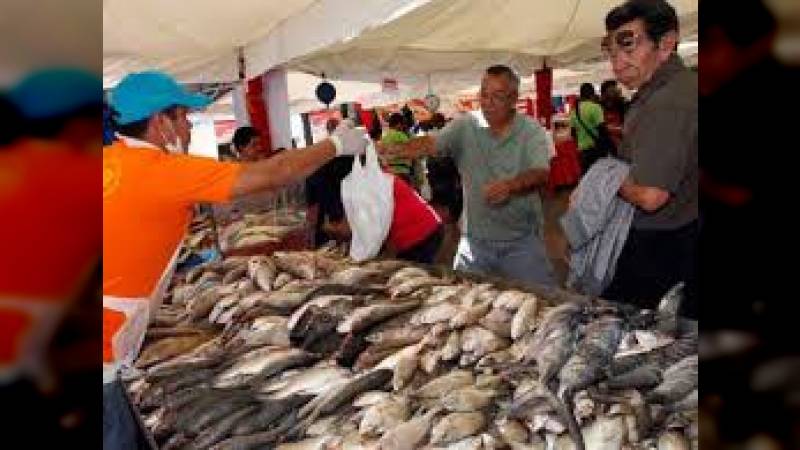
[102,140,242,298]
[0,139,101,299]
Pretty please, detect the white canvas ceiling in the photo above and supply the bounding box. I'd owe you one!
[103,0,424,87]
[286,0,698,83]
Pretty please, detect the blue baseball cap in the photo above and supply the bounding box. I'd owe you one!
[110,70,211,125]
[8,67,102,119]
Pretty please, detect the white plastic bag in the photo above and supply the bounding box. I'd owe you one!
[341,142,394,262]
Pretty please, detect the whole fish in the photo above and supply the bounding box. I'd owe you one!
[493,290,528,311]
[411,303,461,326]
[332,267,383,286]
[559,316,624,396]
[414,370,475,399]
[232,394,312,436]
[479,307,514,339]
[441,387,496,412]
[655,283,685,336]
[525,303,585,384]
[449,301,491,329]
[248,256,278,292]
[193,404,260,448]
[390,277,449,299]
[274,272,295,290]
[215,347,318,388]
[273,251,317,280]
[510,297,540,340]
[496,418,529,444]
[430,412,486,444]
[386,267,430,288]
[378,408,440,450]
[359,396,409,437]
[337,300,421,334]
[222,264,249,285]
[426,285,468,305]
[602,364,663,391]
[291,369,393,438]
[135,334,213,368]
[441,330,462,361]
[460,326,510,359]
[646,355,698,404]
[186,287,222,320]
[260,365,351,398]
[366,327,429,348]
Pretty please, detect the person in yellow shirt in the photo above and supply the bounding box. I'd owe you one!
[103,70,368,448]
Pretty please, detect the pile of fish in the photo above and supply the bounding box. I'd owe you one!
[218,210,307,251]
[128,248,698,450]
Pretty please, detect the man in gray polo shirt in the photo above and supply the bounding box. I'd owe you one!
[599,0,698,318]
[381,65,555,287]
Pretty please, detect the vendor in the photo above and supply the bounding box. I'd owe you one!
[102,70,368,448]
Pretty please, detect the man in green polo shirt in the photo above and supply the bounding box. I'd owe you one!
[380,65,555,287]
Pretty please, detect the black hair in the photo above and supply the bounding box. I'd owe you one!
[600,80,618,96]
[579,83,597,100]
[111,105,181,140]
[387,112,405,129]
[232,126,259,150]
[25,102,103,140]
[0,95,24,146]
[605,0,679,44]
[486,65,521,92]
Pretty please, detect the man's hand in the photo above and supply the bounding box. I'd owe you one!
[330,124,368,156]
[483,179,513,205]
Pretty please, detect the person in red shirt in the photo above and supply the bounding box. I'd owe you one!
[324,164,444,264]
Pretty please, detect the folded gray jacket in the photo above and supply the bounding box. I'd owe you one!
[560,157,635,296]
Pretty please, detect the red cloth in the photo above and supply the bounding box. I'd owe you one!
[548,138,581,191]
[387,176,441,252]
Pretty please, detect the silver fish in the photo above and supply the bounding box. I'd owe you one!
[215,347,318,388]
[338,300,421,334]
[647,355,698,404]
[510,296,540,340]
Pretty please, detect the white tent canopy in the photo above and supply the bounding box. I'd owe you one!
[287,0,698,83]
[102,0,426,87]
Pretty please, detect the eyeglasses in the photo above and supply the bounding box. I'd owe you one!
[601,30,649,57]
[479,90,514,105]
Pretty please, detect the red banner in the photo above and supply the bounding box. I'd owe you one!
[535,66,553,129]
[246,76,272,155]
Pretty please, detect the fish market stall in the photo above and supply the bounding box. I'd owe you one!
[125,248,698,450]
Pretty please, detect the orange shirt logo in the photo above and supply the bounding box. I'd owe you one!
[103,155,122,199]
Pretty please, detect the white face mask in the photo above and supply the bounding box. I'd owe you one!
[160,116,186,154]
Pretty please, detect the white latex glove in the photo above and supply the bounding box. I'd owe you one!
[330,123,368,156]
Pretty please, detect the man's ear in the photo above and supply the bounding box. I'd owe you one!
[658,30,679,61]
